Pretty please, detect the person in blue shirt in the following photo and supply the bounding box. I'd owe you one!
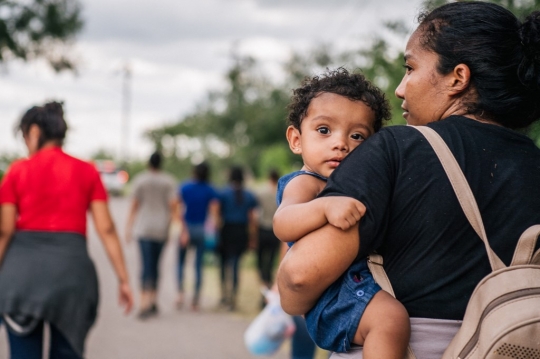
[217,166,258,311]
[177,162,219,311]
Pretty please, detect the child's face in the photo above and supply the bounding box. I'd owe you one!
[287,92,375,178]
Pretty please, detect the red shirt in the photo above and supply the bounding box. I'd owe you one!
[0,147,107,235]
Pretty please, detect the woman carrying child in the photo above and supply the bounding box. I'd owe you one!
[277,2,540,358]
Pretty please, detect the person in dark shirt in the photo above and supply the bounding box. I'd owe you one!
[277,2,540,358]
[217,166,258,311]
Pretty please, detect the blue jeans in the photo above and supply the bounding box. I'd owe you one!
[292,316,316,359]
[177,224,206,295]
[138,239,165,290]
[6,321,81,359]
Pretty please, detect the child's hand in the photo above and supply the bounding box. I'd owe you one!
[323,197,366,230]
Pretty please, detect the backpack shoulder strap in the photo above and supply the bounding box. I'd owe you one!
[367,253,416,359]
[412,126,505,271]
[511,225,540,266]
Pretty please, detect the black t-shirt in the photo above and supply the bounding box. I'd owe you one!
[319,115,540,320]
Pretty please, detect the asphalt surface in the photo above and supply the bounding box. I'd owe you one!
[0,197,295,359]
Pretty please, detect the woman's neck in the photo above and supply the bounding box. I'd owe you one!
[462,114,502,127]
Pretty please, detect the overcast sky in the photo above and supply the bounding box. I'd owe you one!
[0,0,424,160]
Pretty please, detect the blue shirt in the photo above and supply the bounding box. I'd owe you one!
[276,170,328,206]
[219,186,258,224]
[276,170,328,247]
[179,181,218,225]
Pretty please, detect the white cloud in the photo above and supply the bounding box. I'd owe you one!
[0,0,424,160]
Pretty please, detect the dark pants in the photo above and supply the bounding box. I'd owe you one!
[256,228,280,285]
[220,254,241,294]
[291,316,316,359]
[218,223,248,295]
[177,224,206,295]
[6,321,81,359]
[138,239,165,290]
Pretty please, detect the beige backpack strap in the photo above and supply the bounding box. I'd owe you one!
[367,254,395,297]
[532,248,540,265]
[412,126,505,271]
[367,254,416,359]
[511,225,540,265]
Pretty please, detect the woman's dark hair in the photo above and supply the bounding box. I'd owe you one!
[287,68,391,133]
[19,101,68,148]
[149,152,162,169]
[229,166,244,205]
[194,162,210,182]
[418,2,540,129]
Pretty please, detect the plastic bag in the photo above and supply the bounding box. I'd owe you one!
[204,218,218,251]
[244,289,296,356]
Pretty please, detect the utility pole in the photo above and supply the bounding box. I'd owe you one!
[120,62,132,164]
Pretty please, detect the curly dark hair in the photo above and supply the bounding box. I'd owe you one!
[287,68,391,133]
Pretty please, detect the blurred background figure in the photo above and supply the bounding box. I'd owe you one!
[218,166,258,311]
[125,152,177,319]
[255,169,281,306]
[177,162,219,311]
[0,101,133,359]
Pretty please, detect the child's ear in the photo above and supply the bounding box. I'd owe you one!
[286,125,302,155]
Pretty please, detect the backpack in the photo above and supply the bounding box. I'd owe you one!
[368,126,540,359]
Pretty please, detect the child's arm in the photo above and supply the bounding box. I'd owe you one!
[273,175,365,243]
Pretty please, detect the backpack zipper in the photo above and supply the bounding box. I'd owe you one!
[457,287,540,359]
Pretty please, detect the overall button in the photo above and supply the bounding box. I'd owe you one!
[356,290,364,297]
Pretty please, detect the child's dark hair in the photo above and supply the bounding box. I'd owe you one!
[19,101,68,148]
[287,68,391,133]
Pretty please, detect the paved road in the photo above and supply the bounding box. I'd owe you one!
[0,197,298,359]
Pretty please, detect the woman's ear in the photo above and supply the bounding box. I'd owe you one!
[286,126,302,155]
[448,63,471,95]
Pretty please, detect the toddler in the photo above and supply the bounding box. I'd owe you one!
[273,68,410,357]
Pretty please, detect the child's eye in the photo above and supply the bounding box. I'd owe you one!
[351,133,365,141]
[317,127,330,135]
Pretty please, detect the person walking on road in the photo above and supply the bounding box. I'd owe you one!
[0,101,133,359]
[125,152,178,319]
[217,166,258,311]
[177,162,219,311]
[255,169,281,297]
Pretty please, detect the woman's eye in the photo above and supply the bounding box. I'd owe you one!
[351,133,365,141]
[402,64,412,73]
[317,127,329,134]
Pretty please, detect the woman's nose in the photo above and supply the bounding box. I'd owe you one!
[395,75,406,100]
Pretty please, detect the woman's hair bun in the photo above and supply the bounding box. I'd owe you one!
[518,11,540,90]
[44,101,64,118]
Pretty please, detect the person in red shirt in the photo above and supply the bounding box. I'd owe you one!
[0,101,133,359]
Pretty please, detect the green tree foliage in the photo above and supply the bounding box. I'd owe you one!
[0,0,83,71]
[148,0,540,179]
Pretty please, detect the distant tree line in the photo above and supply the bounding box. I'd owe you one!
[147,0,540,181]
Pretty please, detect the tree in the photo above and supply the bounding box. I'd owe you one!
[0,0,83,71]
[147,0,540,179]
